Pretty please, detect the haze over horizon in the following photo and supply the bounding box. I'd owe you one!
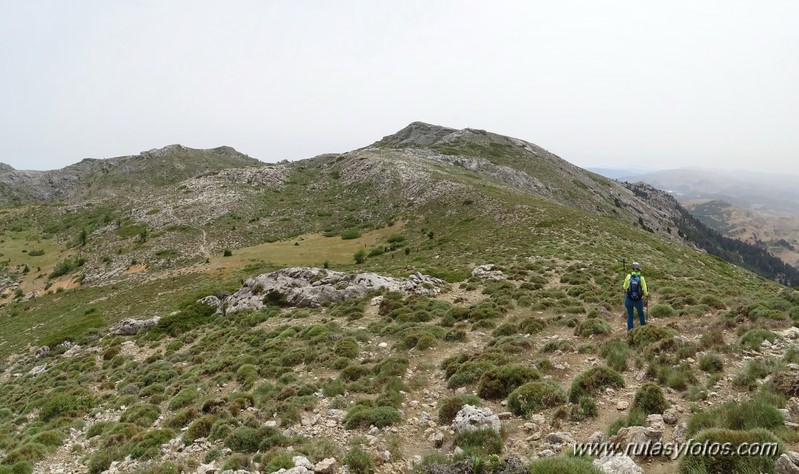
[2,1,797,174]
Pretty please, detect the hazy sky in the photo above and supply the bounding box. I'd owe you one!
[2,1,797,173]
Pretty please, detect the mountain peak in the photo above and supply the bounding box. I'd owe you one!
[372,121,458,148]
[0,163,14,172]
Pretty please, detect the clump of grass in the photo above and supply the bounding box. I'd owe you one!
[341,229,362,240]
[677,428,783,474]
[569,366,625,402]
[541,339,576,353]
[508,381,567,416]
[119,404,160,428]
[343,444,374,474]
[698,353,725,373]
[632,383,669,415]
[687,395,785,436]
[453,428,503,457]
[601,339,632,372]
[529,456,602,474]
[344,405,402,429]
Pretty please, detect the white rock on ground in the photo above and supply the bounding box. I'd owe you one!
[593,454,645,474]
[452,405,501,433]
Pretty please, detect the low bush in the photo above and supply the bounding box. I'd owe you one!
[648,304,676,318]
[601,339,631,372]
[453,428,503,457]
[343,444,374,474]
[687,395,785,436]
[529,456,602,474]
[569,366,625,402]
[120,404,160,428]
[344,406,402,429]
[698,353,725,373]
[632,383,669,415]
[574,318,612,337]
[627,325,676,348]
[476,364,540,399]
[508,381,567,416]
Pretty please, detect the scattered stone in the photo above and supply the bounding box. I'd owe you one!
[378,342,388,349]
[775,451,799,474]
[452,405,501,433]
[313,458,337,474]
[430,431,445,448]
[292,456,314,470]
[660,408,678,425]
[196,464,217,474]
[593,454,644,474]
[497,412,513,420]
[647,414,665,432]
[781,328,799,340]
[471,264,506,281]
[616,401,629,411]
[28,364,47,376]
[35,346,50,358]
[217,267,447,313]
[109,316,161,336]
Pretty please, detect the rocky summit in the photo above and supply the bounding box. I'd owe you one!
[1,123,799,474]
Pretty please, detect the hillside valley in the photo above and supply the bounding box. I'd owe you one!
[1,124,799,474]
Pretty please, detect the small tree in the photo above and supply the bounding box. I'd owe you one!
[79,228,88,247]
[354,249,366,264]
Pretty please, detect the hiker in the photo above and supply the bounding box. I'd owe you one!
[623,261,648,330]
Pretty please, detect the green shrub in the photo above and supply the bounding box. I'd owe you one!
[2,444,48,465]
[226,426,286,453]
[529,456,602,474]
[508,381,567,416]
[700,295,726,309]
[687,395,785,436]
[343,444,374,474]
[769,371,799,397]
[39,391,93,422]
[453,428,503,457]
[341,229,362,240]
[344,406,402,429]
[567,396,599,421]
[168,387,200,411]
[698,353,725,373]
[184,415,216,444]
[677,428,782,474]
[221,454,251,471]
[476,364,540,399]
[353,249,366,264]
[574,318,612,337]
[49,257,86,279]
[632,383,669,415]
[120,404,160,428]
[627,325,676,348]
[740,329,778,351]
[334,338,359,359]
[130,429,175,460]
[569,366,625,402]
[649,304,676,318]
[236,364,258,388]
[223,249,233,257]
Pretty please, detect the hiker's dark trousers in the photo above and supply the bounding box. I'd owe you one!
[625,296,646,330]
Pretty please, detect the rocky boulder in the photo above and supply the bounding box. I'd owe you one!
[776,451,799,474]
[109,317,161,336]
[452,405,501,433]
[213,267,447,314]
[471,264,505,281]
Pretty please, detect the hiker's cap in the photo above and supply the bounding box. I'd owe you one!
[631,262,641,270]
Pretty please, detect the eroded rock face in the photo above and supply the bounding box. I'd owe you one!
[776,451,799,474]
[212,267,447,314]
[109,317,161,336]
[471,264,505,281]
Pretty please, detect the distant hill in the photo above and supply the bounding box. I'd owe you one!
[0,144,262,205]
[625,168,799,213]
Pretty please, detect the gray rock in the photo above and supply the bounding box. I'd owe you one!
[593,454,644,474]
[662,408,679,425]
[109,316,160,336]
[196,464,217,474]
[586,431,605,444]
[672,422,688,443]
[776,452,799,474]
[452,405,501,433]
[218,267,447,314]
[471,264,505,281]
[430,430,445,448]
[293,456,313,470]
[35,346,50,358]
[28,364,47,376]
[313,458,337,474]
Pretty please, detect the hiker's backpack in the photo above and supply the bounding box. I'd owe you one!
[627,274,643,301]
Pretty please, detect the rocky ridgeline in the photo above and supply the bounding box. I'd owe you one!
[200,267,448,314]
